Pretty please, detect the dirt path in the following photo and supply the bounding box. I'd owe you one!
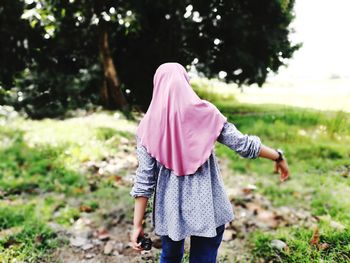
[52,141,318,263]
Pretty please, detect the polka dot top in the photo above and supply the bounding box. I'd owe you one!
[130,121,262,241]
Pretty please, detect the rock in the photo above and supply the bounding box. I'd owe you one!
[92,238,103,245]
[319,243,330,250]
[141,252,154,261]
[70,236,89,247]
[104,163,124,175]
[125,155,137,167]
[271,239,288,251]
[120,137,129,144]
[85,253,95,259]
[295,210,310,220]
[72,217,93,228]
[254,221,271,230]
[82,243,94,251]
[85,161,99,172]
[222,229,236,241]
[226,188,240,201]
[98,167,105,175]
[279,206,293,216]
[245,202,263,215]
[330,220,346,231]
[104,240,115,255]
[239,210,247,219]
[246,184,257,190]
[257,210,279,228]
[115,242,124,253]
[70,228,93,240]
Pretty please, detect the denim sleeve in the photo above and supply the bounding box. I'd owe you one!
[129,136,157,198]
[217,121,262,159]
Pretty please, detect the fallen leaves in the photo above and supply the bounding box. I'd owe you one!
[96,228,110,241]
[242,184,257,195]
[310,226,331,251]
[223,181,321,245]
[79,205,94,213]
[310,227,320,246]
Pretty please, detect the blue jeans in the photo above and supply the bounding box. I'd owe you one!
[160,224,225,263]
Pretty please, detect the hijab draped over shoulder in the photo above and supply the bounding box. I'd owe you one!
[136,62,227,176]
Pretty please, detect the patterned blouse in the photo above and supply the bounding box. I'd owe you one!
[130,121,262,241]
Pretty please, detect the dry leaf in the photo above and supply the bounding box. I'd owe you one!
[73,187,85,194]
[310,227,320,246]
[114,175,122,181]
[80,205,93,213]
[97,228,110,240]
[35,234,44,244]
[242,188,253,195]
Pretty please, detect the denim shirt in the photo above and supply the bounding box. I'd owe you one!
[130,121,262,241]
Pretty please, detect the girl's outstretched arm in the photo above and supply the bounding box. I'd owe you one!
[217,121,290,182]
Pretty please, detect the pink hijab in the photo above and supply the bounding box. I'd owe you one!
[136,62,227,176]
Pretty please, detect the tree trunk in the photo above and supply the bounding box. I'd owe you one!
[98,21,128,110]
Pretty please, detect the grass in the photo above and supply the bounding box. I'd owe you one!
[250,226,350,262]
[1,87,350,261]
[0,110,136,261]
[210,101,350,261]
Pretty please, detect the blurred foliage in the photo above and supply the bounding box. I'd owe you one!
[190,79,237,103]
[0,0,300,118]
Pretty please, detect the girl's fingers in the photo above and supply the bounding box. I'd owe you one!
[274,162,279,173]
[132,241,143,251]
[130,226,145,251]
[281,169,289,181]
[278,165,288,182]
[275,160,290,182]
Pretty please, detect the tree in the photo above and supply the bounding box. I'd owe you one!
[0,0,300,117]
[0,0,42,106]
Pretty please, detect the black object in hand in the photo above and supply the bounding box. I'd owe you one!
[137,235,153,250]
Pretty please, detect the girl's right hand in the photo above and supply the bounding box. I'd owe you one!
[130,225,144,251]
[274,159,290,182]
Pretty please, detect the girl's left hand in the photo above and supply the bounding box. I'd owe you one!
[274,159,290,182]
[130,225,144,251]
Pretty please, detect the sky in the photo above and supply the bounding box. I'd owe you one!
[271,0,350,80]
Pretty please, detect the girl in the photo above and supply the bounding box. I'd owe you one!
[129,62,289,263]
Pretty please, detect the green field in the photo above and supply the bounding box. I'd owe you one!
[0,87,349,262]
